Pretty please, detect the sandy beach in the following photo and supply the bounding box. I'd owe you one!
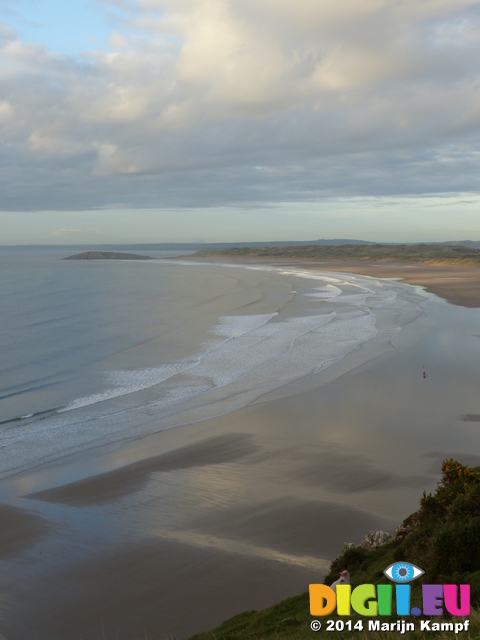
[188,256,480,308]
[1,262,480,640]
[0,505,47,558]
[3,0,480,635]
[305,262,480,308]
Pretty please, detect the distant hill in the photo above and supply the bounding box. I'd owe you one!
[30,239,480,254]
[192,243,480,265]
[441,240,480,249]
[88,239,480,250]
[63,251,154,260]
[91,239,376,251]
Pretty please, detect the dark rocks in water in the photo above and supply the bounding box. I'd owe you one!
[63,251,154,261]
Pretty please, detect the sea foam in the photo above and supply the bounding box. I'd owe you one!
[0,265,426,479]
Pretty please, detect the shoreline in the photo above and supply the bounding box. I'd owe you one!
[2,264,480,639]
[0,263,425,483]
[305,262,480,308]
[184,256,480,308]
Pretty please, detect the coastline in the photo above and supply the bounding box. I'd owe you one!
[1,262,480,639]
[0,261,425,482]
[303,262,480,308]
[185,256,480,308]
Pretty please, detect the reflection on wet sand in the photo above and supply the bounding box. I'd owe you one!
[26,433,257,506]
[2,288,480,640]
[21,537,323,640]
[0,504,47,558]
[287,446,430,493]
[186,496,393,558]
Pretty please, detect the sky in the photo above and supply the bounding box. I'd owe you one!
[1,0,480,244]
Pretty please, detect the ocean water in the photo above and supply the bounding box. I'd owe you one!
[0,246,426,479]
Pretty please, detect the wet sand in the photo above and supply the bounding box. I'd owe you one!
[0,505,47,558]
[190,257,480,308]
[8,538,323,640]
[2,267,480,639]
[27,433,258,507]
[304,262,480,308]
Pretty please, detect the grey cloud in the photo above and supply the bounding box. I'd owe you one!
[1,1,480,210]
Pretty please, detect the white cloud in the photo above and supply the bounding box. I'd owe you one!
[1,1,480,211]
[0,99,13,122]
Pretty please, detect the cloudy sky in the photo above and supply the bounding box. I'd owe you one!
[1,0,480,243]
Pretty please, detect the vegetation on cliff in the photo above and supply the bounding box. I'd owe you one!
[189,460,480,639]
[193,244,480,265]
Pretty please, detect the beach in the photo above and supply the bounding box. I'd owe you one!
[1,254,480,640]
[190,256,480,308]
[305,262,480,309]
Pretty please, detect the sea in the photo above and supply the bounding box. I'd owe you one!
[5,245,480,640]
[0,245,427,480]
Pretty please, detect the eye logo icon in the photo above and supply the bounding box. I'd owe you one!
[383,562,424,583]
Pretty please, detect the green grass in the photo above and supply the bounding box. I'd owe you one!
[193,244,480,265]
[188,596,480,640]
[189,602,480,640]
[189,460,480,640]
